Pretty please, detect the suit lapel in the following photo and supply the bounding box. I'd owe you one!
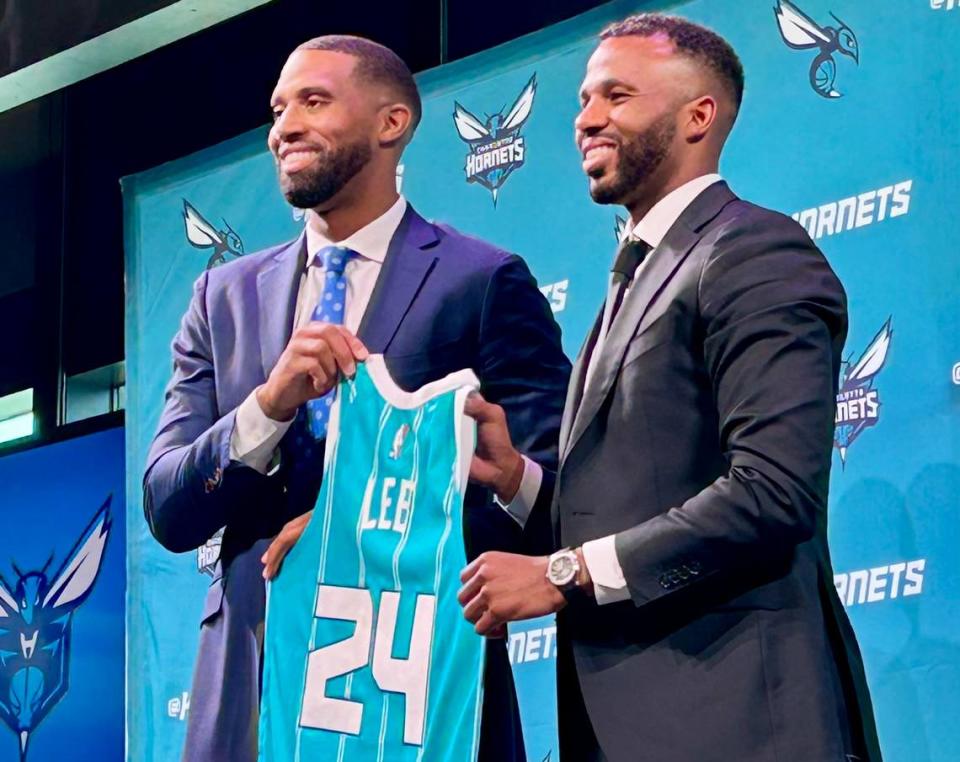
[257,232,306,380]
[357,205,439,352]
[564,182,738,462]
[559,308,603,460]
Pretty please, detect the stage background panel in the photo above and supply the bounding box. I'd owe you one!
[123,1,960,759]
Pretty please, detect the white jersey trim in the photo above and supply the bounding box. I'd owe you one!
[454,386,476,493]
[364,354,479,409]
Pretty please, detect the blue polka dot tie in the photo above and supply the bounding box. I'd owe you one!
[306,245,356,439]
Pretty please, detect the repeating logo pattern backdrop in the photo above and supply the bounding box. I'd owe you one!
[123,2,959,760]
[0,428,125,761]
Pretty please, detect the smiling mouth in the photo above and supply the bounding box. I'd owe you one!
[582,143,617,175]
[279,149,320,174]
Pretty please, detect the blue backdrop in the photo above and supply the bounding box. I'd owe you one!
[123,1,960,759]
[0,428,125,762]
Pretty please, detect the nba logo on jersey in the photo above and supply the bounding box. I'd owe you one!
[260,356,485,761]
[389,424,411,460]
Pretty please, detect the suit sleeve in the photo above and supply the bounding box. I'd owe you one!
[142,272,285,553]
[474,254,571,555]
[613,217,847,606]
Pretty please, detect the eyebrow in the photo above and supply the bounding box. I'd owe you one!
[270,86,334,108]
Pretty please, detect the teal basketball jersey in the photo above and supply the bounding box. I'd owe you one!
[259,356,484,762]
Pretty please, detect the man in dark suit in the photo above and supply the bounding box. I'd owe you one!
[143,36,569,761]
[459,14,882,762]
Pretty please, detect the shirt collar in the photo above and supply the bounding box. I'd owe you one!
[622,174,723,248]
[305,195,408,267]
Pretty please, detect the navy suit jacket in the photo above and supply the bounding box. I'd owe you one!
[144,205,571,761]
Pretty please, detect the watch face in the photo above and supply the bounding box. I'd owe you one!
[549,554,576,585]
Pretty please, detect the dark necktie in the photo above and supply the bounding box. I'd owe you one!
[583,236,654,394]
[606,237,652,331]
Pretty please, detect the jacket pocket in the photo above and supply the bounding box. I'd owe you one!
[621,331,671,368]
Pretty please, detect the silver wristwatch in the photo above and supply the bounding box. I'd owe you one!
[546,547,581,592]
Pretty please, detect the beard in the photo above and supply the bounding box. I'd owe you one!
[588,112,676,206]
[278,138,372,209]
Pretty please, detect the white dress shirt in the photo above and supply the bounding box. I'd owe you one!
[508,174,723,603]
[228,195,408,470]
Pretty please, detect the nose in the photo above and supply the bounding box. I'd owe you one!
[574,95,607,137]
[269,103,306,147]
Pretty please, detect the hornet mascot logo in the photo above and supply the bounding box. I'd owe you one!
[197,528,223,578]
[182,200,246,269]
[0,497,112,761]
[834,319,891,466]
[774,0,859,99]
[453,74,536,205]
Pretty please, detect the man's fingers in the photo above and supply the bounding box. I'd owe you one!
[463,393,494,423]
[261,513,311,580]
[323,329,358,378]
[457,573,485,607]
[475,609,502,636]
[284,325,369,403]
[341,328,369,361]
[298,327,365,387]
[261,536,288,580]
[298,339,337,382]
[460,554,486,583]
[486,623,507,640]
[462,594,486,624]
[307,367,335,396]
[297,324,366,361]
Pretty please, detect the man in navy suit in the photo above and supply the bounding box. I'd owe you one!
[143,35,570,761]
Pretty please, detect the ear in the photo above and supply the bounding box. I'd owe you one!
[379,102,414,147]
[683,94,718,144]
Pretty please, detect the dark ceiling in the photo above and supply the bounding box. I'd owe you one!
[0,0,179,76]
[0,0,609,436]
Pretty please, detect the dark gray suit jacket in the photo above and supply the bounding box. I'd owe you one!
[541,182,882,762]
[143,206,570,761]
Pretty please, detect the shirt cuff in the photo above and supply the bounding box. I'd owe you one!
[581,534,631,605]
[229,388,294,474]
[493,455,542,528]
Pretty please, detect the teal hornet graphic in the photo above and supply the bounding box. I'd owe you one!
[182,200,246,269]
[774,0,859,98]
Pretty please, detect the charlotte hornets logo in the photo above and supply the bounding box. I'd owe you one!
[182,200,245,269]
[774,0,859,98]
[453,75,537,205]
[0,498,111,761]
[835,319,892,466]
[197,528,223,577]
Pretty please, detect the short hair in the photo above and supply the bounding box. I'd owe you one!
[601,14,744,112]
[295,35,422,137]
